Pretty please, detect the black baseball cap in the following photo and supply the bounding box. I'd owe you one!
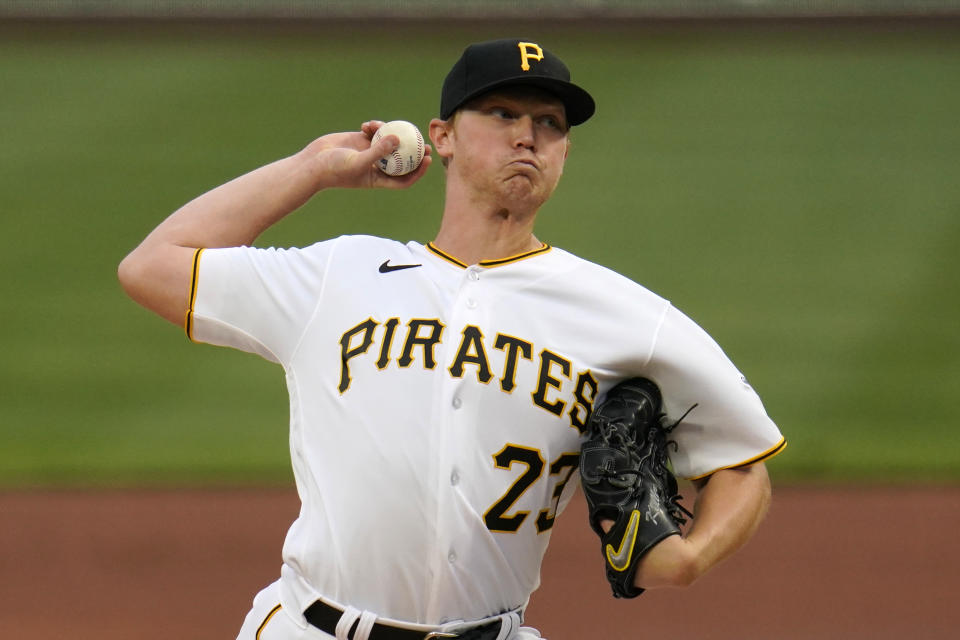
[440,39,595,126]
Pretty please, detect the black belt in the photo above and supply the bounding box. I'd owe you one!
[303,599,504,640]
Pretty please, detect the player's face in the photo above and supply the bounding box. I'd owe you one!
[439,88,570,212]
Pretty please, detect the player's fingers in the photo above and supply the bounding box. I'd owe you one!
[376,151,432,189]
[363,130,397,154]
[359,134,400,170]
[361,120,386,138]
[374,133,400,155]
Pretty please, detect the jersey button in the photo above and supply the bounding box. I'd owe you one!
[450,469,460,485]
[452,397,462,409]
[468,270,480,281]
[448,550,457,563]
[466,298,478,309]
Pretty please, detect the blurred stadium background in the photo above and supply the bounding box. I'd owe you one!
[1,1,958,488]
[2,4,959,640]
[2,0,960,19]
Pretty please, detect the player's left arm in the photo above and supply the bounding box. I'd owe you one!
[632,461,772,589]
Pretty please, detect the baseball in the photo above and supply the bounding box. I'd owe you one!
[371,120,425,176]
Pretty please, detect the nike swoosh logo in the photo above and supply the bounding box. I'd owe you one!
[605,509,641,571]
[379,260,422,273]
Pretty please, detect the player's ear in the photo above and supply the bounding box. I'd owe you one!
[429,117,455,165]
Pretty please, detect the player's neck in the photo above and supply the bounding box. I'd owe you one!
[433,203,541,266]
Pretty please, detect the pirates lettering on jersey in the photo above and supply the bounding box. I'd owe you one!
[449,325,493,383]
[398,319,444,369]
[493,334,532,392]
[338,317,596,432]
[338,318,378,393]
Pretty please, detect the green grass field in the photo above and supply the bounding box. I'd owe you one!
[1,20,958,486]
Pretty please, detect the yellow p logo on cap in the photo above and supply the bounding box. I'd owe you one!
[518,42,544,71]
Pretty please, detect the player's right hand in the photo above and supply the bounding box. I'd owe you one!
[300,123,432,191]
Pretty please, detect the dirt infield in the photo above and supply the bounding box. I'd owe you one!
[1,486,955,639]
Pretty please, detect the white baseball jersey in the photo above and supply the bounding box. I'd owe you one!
[187,235,784,626]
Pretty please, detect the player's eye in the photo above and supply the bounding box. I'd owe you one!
[537,113,568,132]
[489,107,515,120]
[539,116,561,130]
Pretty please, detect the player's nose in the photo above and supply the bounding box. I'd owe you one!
[511,115,536,150]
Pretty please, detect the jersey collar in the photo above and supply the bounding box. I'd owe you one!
[425,242,552,269]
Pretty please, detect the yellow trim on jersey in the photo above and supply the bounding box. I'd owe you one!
[426,243,469,268]
[426,242,551,269]
[184,248,204,341]
[256,604,282,640]
[479,243,551,266]
[687,436,788,481]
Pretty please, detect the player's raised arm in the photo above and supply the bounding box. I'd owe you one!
[117,124,432,325]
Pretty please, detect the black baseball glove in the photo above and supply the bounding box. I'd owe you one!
[579,377,693,598]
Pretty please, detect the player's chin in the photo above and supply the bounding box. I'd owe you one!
[501,181,549,211]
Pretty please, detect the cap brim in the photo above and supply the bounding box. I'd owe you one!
[445,76,596,127]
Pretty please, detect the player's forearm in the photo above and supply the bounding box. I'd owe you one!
[632,462,771,590]
[685,462,772,579]
[126,127,420,258]
[144,150,325,252]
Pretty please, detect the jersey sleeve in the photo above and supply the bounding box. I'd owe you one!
[186,240,336,365]
[645,304,786,480]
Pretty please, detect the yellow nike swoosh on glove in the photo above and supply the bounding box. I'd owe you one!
[605,509,641,571]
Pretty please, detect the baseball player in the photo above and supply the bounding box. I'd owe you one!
[119,39,785,640]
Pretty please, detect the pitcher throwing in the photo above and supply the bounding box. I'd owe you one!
[119,38,785,640]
